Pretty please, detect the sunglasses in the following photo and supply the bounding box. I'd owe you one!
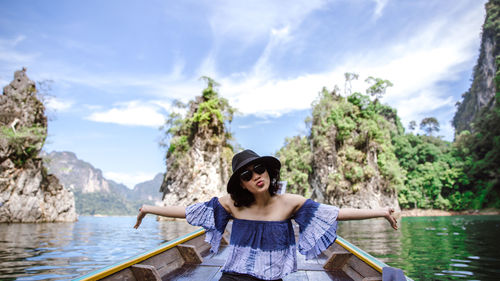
[239,163,266,182]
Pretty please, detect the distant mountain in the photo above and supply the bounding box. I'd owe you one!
[131,173,164,203]
[42,151,163,215]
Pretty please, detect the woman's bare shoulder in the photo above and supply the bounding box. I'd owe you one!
[218,195,234,214]
[279,193,307,212]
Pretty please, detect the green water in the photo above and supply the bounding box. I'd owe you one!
[338,215,500,280]
[0,215,498,280]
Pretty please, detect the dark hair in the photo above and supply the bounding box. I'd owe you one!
[229,164,281,207]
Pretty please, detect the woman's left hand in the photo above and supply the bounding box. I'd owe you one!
[384,207,398,230]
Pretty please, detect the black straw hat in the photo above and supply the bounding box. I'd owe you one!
[227,149,281,193]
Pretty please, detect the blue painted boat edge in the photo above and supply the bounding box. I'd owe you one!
[72,228,205,281]
[336,236,414,281]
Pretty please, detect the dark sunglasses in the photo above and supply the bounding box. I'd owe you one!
[239,163,266,182]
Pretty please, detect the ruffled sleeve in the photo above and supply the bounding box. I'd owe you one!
[293,199,339,259]
[185,197,232,254]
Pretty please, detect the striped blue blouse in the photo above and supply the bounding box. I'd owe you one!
[185,197,339,280]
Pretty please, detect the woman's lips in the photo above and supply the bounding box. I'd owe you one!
[256,180,264,187]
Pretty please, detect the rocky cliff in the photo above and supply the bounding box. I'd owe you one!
[453,0,499,134]
[278,89,403,210]
[43,151,163,215]
[132,173,163,203]
[43,151,112,193]
[0,69,77,222]
[160,78,234,208]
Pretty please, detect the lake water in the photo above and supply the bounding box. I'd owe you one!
[0,215,499,280]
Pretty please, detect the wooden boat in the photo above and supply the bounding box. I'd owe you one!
[74,227,412,281]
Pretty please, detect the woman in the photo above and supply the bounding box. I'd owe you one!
[134,149,398,281]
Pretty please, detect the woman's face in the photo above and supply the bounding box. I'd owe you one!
[239,163,270,194]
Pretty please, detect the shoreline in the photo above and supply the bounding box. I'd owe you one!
[400,208,500,217]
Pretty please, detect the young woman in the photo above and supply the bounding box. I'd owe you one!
[134,149,398,281]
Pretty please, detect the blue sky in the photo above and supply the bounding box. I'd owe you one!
[0,0,487,188]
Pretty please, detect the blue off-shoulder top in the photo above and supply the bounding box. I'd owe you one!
[185,197,339,280]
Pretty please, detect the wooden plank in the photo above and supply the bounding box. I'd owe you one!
[306,270,353,281]
[180,234,212,256]
[202,245,230,266]
[207,245,231,261]
[323,252,353,271]
[346,255,380,278]
[140,248,185,277]
[101,268,135,281]
[342,265,365,281]
[361,277,382,281]
[164,264,220,281]
[208,267,223,281]
[177,244,203,264]
[200,258,226,266]
[131,264,162,281]
[283,270,309,281]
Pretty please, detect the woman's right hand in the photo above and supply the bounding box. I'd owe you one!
[134,205,148,229]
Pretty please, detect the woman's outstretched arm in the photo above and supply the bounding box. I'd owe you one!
[338,207,398,230]
[134,205,186,229]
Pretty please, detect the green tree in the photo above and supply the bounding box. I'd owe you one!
[392,134,467,210]
[420,117,440,136]
[161,77,236,159]
[408,120,417,132]
[365,76,393,102]
[344,72,359,96]
[276,136,312,197]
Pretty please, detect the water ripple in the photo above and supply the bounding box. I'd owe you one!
[0,216,198,280]
[338,215,500,281]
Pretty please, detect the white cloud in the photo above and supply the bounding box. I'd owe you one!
[104,171,157,189]
[44,96,74,111]
[0,35,40,75]
[372,0,389,19]
[213,2,485,141]
[208,0,327,44]
[86,100,167,127]
[237,119,272,129]
[1,1,484,144]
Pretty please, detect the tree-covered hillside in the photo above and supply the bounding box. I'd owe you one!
[278,71,499,210]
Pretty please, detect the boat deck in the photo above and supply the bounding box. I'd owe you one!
[163,244,353,281]
[84,224,386,281]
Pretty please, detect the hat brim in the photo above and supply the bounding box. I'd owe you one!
[227,156,281,193]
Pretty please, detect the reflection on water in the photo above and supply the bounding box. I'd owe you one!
[0,216,198,280]
[1,215,499,280]
[338,215,500,280]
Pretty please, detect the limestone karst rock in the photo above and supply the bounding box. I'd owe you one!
[0,69,77,222]
[453,0,499,134]
[159,78,234,209]
[278,89,402,210]
[308,91,401,210]
[42,150,163,215]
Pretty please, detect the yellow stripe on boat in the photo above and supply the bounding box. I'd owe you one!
[74,228,206,281]
[335,236,386,273]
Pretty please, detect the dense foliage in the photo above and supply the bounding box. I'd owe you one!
[312,88,405,193]
[277,67,499,210]
[278,83,405,202]
[276,136,312,197]
[161,77,235,166]
[392,134,469,209]
[0,125,46,166]
[75,191,142,215]
[446,0,500,209]
[450,58,500,209]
